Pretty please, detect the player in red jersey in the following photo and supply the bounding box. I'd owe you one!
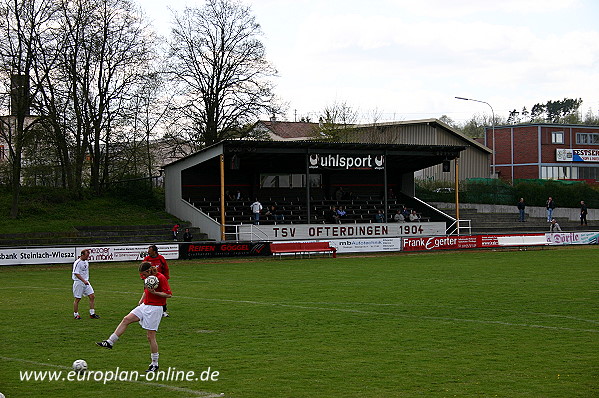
[143,245,170,317]
[96,262,172,372]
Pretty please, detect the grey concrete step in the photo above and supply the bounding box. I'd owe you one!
[0,224,208,248]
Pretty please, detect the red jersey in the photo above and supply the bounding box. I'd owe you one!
[143,254,170,279]
[143,272,171,306]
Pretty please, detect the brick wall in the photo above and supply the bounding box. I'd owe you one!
[486,124,599,182]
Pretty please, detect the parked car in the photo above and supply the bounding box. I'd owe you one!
[433,187,455,193]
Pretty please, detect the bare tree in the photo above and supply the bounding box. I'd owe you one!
[0,0,56,218]
[168,0,279,147]
[119,69,173,179]
[35,0,157,194]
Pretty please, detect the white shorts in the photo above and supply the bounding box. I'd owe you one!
[73,281,94,298]
[130,304,163,331]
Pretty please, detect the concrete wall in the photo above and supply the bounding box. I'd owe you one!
[165,144,223,216]
[430,202,598,221]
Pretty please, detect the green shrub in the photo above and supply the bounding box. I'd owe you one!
[514,179,599,208]
[417,178,599,208]
[461,178,514,205]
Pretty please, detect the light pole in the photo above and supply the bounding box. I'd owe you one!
[455,96,496,177]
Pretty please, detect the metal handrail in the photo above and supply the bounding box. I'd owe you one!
[446,219,471,235]
[224,224,270,242]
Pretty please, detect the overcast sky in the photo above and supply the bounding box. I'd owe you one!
[141,0,599,125]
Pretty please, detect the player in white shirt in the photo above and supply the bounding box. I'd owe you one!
[72,249,100,320]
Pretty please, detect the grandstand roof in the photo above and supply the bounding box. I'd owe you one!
[164,139,466,174]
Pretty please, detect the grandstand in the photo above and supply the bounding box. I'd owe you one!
[164,140,466,240]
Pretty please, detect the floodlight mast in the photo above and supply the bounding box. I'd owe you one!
[455,96,496,177]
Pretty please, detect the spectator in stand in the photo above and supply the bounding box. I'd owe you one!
[375,210,385,223]
[580,200,588,226]
[335,187,344,201]
[266,205,284,223]
[394,209,406,222]
[329,206,341,223]
[546,197,555,222]
[325,206,334,223]
[250,199,262,225]
[409,210,420,222]
[171,224,179,241]
[236,190,242,200]
[401,206,410,221]
[183,228,193,242]
[336,206,347,222]
[550,218,562,232]
[517,198,526,222]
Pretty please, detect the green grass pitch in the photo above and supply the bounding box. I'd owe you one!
[1,247,597,397]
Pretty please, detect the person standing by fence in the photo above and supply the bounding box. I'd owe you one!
[517,198,526,222]
[546,197,555,222]
[580,200,588,226]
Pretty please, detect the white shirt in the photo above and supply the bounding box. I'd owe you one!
[251,201,262,213]
[72,258,90,281]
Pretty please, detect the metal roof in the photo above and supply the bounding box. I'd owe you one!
[164,139,466,173]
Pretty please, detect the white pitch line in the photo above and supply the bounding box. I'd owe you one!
[0,356,224,398]
[4,286,598,332]
[172,295,599,334]
[278,300,599,325]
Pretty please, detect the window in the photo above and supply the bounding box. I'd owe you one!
[260,174,319,188]
[309,174,322,188]
[551,131,564,144]
[576,133,599,145]
[541,166,571,180]
[578,167,599,180]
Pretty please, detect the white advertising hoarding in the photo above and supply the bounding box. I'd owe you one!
[0,245,179,266]
[329,237,402,253]
[545,232,599,245]
[78,245,179,263]
[239,223,445,241]
[278,238,402,254]
[0,247,77,266]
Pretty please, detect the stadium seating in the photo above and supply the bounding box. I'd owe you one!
[188,197,428,225]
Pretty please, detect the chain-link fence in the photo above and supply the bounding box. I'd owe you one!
[416,178,599,208]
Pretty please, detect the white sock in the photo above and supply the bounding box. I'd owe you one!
[89,309,95,315]
[74,312,79,317]
[151,353,159,366]
[108,333,119,345]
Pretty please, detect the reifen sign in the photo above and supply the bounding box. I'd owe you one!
[308,154,385,170]
[179,242,271,258]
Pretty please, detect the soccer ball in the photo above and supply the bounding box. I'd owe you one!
[72,359,87,373]
[144,275,159,290]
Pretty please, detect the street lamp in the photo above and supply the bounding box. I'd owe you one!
[455,96,496,177]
